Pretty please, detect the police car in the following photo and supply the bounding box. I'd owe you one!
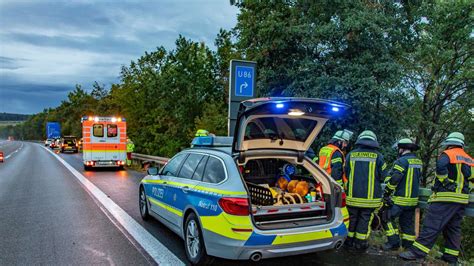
[139,98,348,264]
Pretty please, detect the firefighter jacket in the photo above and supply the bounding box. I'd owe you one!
[344,146,388,208]
[385,153,422,207]
[430,147,473,204]
[126,142,135,153]
[318,144,344,186]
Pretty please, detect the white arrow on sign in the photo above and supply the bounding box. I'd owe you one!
[239,81,248,94]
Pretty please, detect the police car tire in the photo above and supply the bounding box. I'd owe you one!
[184,213,211,265]
[139,186,150,220]
[83,165,90,171]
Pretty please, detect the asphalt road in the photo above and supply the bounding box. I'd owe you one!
[0,141,150,265]
[0,141,405,265]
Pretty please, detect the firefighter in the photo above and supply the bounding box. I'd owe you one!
[381,138,421,250]
[318,129,353,187]
[344,130,388,251]
[126,138,135,166]
[399,132,473,263]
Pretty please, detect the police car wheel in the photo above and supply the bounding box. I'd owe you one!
[139,187,150,220]
[184,213,210,265]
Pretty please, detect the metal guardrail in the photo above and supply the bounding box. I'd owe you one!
[131,153,169,167]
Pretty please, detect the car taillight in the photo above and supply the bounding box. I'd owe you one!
[341,192,346,207]
[218,197,249,216]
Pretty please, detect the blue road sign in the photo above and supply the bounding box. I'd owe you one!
[235,66,254,97]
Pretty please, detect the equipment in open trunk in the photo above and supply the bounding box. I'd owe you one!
[242,158,332,229]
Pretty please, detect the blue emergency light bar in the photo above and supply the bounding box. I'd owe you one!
[191,136,233,147]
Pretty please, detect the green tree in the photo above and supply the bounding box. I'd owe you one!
[233,1,409,153]
[399,1,473,184]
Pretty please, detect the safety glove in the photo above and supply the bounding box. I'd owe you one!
[441,178,457,192]
[382,190,393,207]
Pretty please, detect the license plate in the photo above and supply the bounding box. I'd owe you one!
[97,161,113,165]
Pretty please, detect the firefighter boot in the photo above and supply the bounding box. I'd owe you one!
[440,255,459,266]
[399,250,422,261]
[382,242,400,251]
[343,237,355,250]
[355,239,369,251]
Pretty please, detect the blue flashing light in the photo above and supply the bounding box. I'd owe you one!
[332,107,340,112]
[276,103,285,109]
[191,136,233,147]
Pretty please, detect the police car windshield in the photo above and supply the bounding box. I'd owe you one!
[244,117,317,142]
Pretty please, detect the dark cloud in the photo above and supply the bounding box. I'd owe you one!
[0,0,238,114]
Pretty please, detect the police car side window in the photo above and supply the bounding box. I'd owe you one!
[202,157,226,183]
[192,156,208,181]
[178,154,204,179]
[162,154,187,176]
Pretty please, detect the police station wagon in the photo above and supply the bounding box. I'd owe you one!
[139,98,348,264]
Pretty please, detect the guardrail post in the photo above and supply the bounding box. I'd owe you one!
[415,207,420,237]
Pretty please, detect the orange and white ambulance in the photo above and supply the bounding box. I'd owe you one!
[81,116,127,170]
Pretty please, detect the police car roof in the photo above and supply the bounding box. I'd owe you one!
[188,146,232,155]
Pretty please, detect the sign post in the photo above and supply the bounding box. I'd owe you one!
[228,59,257,136]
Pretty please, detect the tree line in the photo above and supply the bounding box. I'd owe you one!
[1,1,472,186]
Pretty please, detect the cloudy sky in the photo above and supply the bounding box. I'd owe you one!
[0,0,238,114]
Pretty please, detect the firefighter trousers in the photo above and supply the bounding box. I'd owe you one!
[382,204,416,248]
[410,202,465,263]
[347,206,376,248]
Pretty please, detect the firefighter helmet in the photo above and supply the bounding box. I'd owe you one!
[355,130,379,148]
[442,132,465,147]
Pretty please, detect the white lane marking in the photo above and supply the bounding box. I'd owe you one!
[4,143,24,159]
[42,145,184,266]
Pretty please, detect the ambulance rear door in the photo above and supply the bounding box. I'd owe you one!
[104,122,121,161]
[91,123,106,161]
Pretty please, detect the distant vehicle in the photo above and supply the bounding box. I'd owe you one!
[50,138,60,149]
[139,98,348,264]
[59,136,78,153]
[7,136,14,141]
[44,139,53,146]
[81,116,127,170]
[46,122,61,139]
[0,151,4,162]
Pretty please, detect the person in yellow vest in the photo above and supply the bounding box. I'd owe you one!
[126,138,135,166]
[400,132,473,264]
[318,129,353,229]
[195,129,209,137]
[317,129,353,187]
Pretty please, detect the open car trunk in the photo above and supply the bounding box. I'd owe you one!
[231,98,348,230]
[241,156,335,230]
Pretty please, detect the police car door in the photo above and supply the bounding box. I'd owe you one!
[152,153,187,222]
[165,153,206,228]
